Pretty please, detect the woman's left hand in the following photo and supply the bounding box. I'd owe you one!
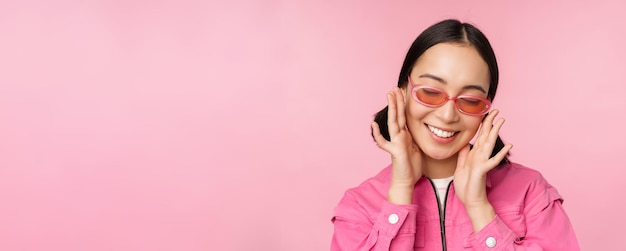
[453,109,513,231]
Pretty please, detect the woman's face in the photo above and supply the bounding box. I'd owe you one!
[403,42,491,161]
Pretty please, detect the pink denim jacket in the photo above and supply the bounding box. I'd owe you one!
[331,162,579,250]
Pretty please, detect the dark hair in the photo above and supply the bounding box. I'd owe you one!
[372,19,510,165]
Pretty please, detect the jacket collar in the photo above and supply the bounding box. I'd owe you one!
[421,169,494,187]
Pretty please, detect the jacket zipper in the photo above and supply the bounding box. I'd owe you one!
[427,178,453,251]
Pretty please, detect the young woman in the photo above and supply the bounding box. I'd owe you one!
[331,19,579,250]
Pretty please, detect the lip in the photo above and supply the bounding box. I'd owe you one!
[425,123,458,144]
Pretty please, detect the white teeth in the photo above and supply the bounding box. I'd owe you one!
[427,125,456,138]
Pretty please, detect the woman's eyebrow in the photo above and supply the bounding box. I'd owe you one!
[418,73,487,94]
[419,73,446,83]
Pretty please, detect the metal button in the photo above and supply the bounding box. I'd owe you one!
[388,213,399,224]
[486,236,496,248]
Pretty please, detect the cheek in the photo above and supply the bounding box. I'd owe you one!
[464,118,483,135]
[405,100,429,120]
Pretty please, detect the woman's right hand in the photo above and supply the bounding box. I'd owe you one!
[371,87,423,204]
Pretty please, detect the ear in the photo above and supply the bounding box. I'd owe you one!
[401,84,410,102]
[401,85,409,102]
[401,77,412,99]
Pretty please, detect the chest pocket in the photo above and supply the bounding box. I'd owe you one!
[494,206,527,240]
[413,215,426,248]
[460,206,526,248]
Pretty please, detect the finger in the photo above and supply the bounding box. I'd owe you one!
[485,118,505,145]
[387,92,399,136]
[477,118,505,152]
[476,109,499,146]
[372,122,389,151]
[488,144,513,168]
[395,87,407,128]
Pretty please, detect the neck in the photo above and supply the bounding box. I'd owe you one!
[422,154,457,179]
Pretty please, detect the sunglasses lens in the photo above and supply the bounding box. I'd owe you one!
[413,85,490,115]
[457,97,489,115]
[415,87,446,106]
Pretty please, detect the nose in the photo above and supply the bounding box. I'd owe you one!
[434,99,460,123]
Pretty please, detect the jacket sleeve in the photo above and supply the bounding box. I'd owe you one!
[331,191,419,251]
[467,184,580,250]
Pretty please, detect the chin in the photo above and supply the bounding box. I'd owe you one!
[421,146,458,160]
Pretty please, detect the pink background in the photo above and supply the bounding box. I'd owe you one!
[1,0,624,250]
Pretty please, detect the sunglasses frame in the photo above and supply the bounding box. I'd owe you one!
[408,77,492,116]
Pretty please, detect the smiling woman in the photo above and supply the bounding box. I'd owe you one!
[331,19,580,250]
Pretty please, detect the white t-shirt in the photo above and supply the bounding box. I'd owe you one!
[431,176,454,209]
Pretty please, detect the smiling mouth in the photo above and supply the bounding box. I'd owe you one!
[426,124,458,138]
